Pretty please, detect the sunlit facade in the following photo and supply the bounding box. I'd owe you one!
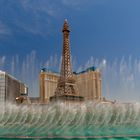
[76,68,102,100]
[40,69,59,103]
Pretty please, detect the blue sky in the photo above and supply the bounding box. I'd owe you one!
[1,0,140,101]
[1,0,140,63]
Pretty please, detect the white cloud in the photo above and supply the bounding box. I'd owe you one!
[20,0,61,18]
[13,0,61,36]
[62,0,85,6]
[62,0,105,9]
[0,0,105,37]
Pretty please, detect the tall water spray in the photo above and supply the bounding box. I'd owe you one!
[0,52,140,101]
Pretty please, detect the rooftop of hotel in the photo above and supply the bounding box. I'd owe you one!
[40,66,97,75]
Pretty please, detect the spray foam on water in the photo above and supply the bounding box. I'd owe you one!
[0,102,139,137]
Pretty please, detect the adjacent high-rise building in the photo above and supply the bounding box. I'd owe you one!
[0,70,28,104]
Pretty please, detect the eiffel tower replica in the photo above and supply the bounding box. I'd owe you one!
[50,20,84,102]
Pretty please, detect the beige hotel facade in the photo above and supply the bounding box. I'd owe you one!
[39,67,102,103]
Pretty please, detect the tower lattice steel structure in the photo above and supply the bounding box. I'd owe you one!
[50,20,84,102]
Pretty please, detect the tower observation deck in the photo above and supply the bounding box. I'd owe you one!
[50,20,84,102]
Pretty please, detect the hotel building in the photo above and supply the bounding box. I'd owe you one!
[39,67,102,103]
[0,70,28,104]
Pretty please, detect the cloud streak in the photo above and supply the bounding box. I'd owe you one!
[62,0,105,10]
[11,0,63,36]
[20,0,61,18]
[0,0,104,37]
